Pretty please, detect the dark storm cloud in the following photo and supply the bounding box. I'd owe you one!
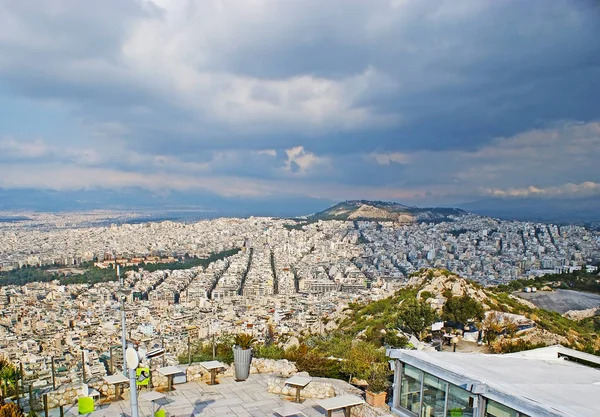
[0,0,599,204]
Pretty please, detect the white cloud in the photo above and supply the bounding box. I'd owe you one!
[283,146,328,175]
[255,149,277,157]
[486,181,600,199]
[366,121,600,199]
[0,137,50,159]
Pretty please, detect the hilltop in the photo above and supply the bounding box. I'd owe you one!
[334,269,599,354]
[310,200,465,223]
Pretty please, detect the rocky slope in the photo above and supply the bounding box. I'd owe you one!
[310,200,465,223]
[338,268,598,352]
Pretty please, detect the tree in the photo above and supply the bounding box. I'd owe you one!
[397,298,436,340]
[482,312,516,346]
[341,341,387,382]
[442,295,485,325]
[482,312,503,346]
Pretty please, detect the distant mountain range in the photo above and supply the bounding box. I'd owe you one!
[309,200,465,223]
[1,188,598,224]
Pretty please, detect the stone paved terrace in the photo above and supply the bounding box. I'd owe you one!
[49,373,388,417]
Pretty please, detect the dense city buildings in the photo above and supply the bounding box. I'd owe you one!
[0,211,598,392]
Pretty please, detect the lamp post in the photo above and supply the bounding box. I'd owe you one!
[116,277,131,376]
[125,345,164,417]
[125,345,140,417]
[120,296,128,374]
[451,336,459,352]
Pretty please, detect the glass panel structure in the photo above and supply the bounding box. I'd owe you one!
[446,384,475,417]
[484,400,519,417]
[400,364,423,414]
[421,373,447,417]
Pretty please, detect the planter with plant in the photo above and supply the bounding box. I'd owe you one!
[233,333,255,381]
[365,363,392,407]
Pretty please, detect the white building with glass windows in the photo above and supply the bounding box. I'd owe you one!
[387,345,600,417]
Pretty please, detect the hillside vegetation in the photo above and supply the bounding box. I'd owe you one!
[226,269,600,383]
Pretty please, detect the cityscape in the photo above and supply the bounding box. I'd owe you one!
[1,208,599,395]
[1,0,600,416]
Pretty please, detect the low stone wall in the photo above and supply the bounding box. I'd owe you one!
[41,377,116,409]
[186,358,297,383]
[350,403,393,417]
[267,371,364,400]
[267,373,392,417]
[267,375,336,399]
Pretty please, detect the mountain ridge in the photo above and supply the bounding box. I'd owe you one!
[310,200,466,223]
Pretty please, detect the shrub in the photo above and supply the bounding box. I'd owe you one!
[234,333,256,350]
[366,362,392,394]
[382,331,408,348]
[0,403,23,417]
[183,335,235,364]
[341,341,387,381]
[284,344,343,379]
[253,344,285,360]
[420,291,433,300]
[489,339,546,354]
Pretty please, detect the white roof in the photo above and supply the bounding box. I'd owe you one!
[388,348,600,417]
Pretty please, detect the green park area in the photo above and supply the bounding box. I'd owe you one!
[0,248,240,287]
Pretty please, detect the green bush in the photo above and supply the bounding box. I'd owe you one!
[366,362,392,394]
[253,344,285,360]
[340,341,387,381]
[397,298,436,339]
[183,335,235,364]
[420,291,433,300]
[285,344,344,379]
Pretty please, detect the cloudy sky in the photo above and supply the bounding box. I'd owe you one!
[1,0,600,212]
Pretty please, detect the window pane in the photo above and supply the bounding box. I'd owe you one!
[400,364,422,414]
[421,373,447,417]
[446,384,474,417]
[485,400,518,417]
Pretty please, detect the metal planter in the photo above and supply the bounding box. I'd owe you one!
[233,346,252,381]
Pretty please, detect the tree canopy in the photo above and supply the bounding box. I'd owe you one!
[397,298,436,339]
[442,295,485,324]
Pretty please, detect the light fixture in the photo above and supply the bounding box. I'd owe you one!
[451,336,459,352]
[125,345,140,417]
[126,346,140,369]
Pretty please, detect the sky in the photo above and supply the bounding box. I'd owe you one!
[1,0,600,213]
